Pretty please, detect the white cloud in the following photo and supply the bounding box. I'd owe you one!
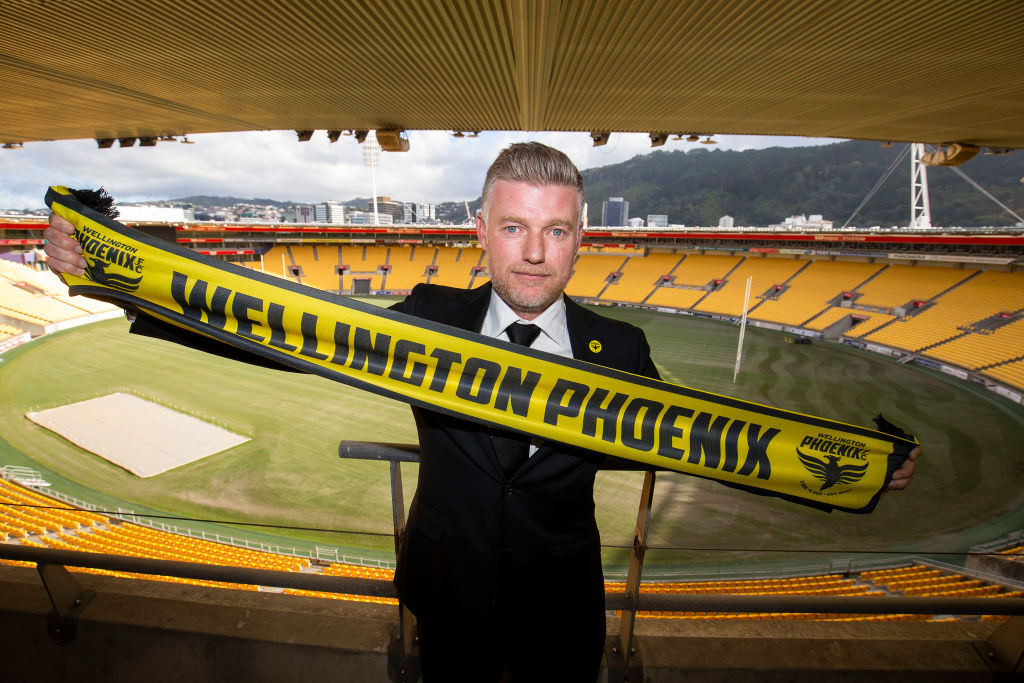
[0,129,842,211]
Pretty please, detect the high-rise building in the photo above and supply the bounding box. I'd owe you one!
[647,214,668,228]
[415,202,436,223]
[601,197,629,227]
[284,205,316,223]
[718,215,735,228]
[316,201,345,224]
[369,196,402,222]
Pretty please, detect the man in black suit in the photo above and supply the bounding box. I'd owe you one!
[43,142,918,682]
[386,142,662,682]
[43,141,656,681]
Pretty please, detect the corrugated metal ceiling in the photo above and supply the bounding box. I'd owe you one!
[2,0,1023,148]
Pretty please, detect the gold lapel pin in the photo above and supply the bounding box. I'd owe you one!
[588,339,602,353]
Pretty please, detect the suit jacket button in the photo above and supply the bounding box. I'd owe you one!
[502,485,514,495]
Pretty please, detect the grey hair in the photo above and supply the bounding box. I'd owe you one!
[478,142,585,225]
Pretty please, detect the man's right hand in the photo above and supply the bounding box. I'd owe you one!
[44,213,87,276]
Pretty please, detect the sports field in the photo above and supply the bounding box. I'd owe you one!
[3,301,1024,576]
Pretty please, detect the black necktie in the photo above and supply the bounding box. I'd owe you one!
[492,322,541,476]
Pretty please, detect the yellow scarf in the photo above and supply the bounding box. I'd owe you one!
[47,186,917,512]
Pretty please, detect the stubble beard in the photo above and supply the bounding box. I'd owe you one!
[488,259,570,317]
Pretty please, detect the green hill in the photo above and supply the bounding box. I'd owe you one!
[581,141,1024,228]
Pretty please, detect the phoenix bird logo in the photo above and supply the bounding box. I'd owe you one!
[84,257,143,293]
[797,449,869,490]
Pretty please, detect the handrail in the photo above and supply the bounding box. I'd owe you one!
[336,439,1024,681]
[2,543,1023,616]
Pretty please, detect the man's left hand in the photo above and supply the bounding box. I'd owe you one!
[886,445,921,491]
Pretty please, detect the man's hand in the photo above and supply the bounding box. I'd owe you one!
[886,445,921,491]
[44,212,87,276]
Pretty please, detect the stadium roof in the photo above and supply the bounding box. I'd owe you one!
[3,0,1024,150]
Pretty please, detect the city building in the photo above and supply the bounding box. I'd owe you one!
[602,196,629,227]
[719,215,735,228]
[369,196,402,222]
[284,205,316,223]
[315,201,346,224]
[647,214,668,228]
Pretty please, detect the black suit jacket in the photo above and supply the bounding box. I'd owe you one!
[390,283,660,648]
[129,280,660,657]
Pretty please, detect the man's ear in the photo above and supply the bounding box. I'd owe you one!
[475,212,488,251]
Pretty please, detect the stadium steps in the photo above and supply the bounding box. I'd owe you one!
[424,246,440,284]
[850,269,983,344]
[594,256,632,300]
[640,254,686,305]
[744,259,813,317]
[687,256,747,311]
[798,264,893,328]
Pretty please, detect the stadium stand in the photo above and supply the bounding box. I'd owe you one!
[863,271,1024,352]
[381,245,436,292]
[261,245,294,280]
[854,264,976,310]
[696,257,807,317]
[605,561,1022,622]
[753,260,884,326]
[601,251,683,304]
[983,358,1024,390]
[288,245,343,291]
[804,307,897,338]
[340,245,388,292]
[0,260,118,324]
[669,253,744,287]
[564,253,627,298]
[428,246,484,289]
[925,318,1024,370]
[0,476,394,597]
[4,475,1021,624]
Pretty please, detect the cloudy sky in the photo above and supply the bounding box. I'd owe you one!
[1,130,840,211]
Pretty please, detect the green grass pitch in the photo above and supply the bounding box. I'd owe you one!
[2,301,1023,576]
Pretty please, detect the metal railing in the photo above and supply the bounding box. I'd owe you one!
[3,444,1023,682]
[336,441,1024,682]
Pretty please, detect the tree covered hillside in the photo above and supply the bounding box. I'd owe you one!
[581,140,1024,228]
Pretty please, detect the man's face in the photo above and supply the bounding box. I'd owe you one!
[476,180,582,320]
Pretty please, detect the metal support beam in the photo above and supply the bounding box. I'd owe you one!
[608,470,656,683]
[387,458,420,683]
[37,562,93,645]
[980,615,1024,674]
[339,441,422,682]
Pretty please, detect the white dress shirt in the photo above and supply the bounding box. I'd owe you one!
[480,290,572,456]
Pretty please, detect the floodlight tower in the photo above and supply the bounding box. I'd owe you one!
[362,131,382,225]
[910,143,932,229]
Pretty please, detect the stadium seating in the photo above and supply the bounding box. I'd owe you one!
[289,245,343,291]
[340,245,388,292]
[261,245,295,279]
[429,247,484,289]
[564,253,628,298]
[983,359,1024,390]
[3,477,1022,621]
[696,257,806,317]
[803,307,896,337]
[0,477,383,598]
[0,261,118,328]
[925,318,1024,370]
[382,245,436,291]
[854,264,976,310]
[753,260,884,326]
[864,270,1024,352]
[601,252,683,304]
